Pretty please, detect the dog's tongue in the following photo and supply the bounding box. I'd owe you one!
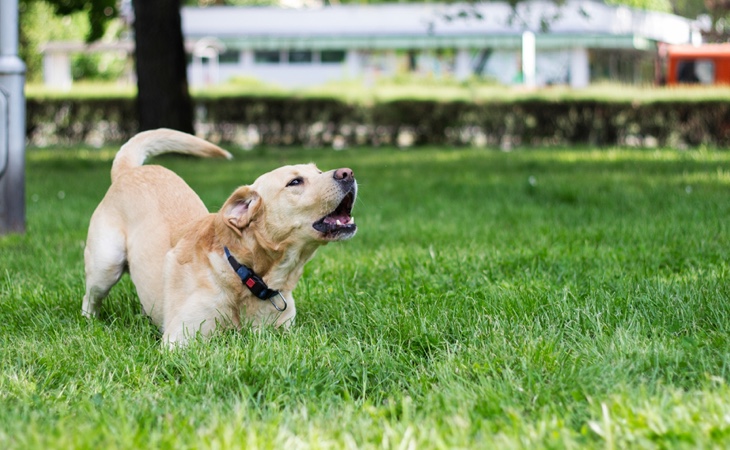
[324,213,352,225]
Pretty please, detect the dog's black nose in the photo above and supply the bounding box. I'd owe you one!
[334,168,354,181]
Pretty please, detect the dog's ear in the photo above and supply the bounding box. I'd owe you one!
[222,186,261,236]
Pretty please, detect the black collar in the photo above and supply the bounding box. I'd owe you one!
[224,246,287,311]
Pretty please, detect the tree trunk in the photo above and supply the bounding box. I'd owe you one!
[131,0,194,133]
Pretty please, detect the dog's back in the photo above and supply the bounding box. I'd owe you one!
[82,129,231,325]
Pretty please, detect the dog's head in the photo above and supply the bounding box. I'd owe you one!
[222,164,357,245]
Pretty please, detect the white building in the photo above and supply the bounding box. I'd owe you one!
[42,1,701,89]
[181,1,699,88]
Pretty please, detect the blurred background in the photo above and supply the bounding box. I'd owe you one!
[16,0,730,150]
[20,0,730,92]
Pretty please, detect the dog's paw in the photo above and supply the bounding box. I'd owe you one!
[81,306,100,319]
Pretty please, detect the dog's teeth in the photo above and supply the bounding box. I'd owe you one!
[336,219,342,226]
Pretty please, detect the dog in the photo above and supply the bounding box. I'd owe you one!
[82,129,357,346]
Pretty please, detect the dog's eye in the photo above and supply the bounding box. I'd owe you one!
[286,177,304,187]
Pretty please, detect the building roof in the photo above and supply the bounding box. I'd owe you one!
[40,41,134,54]
[667,43,730,57]
[181,1,698,51]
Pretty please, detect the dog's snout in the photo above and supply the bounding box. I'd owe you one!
[334,168,354,181]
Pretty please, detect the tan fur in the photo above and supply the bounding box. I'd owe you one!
[82,129,357,346]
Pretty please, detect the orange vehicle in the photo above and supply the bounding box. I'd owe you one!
[663,43,730,85]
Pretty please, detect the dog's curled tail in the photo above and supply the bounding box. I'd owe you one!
[111,128,233,183]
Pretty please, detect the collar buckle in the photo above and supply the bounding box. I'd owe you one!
[269,292,288,312]
[224,246,287,312]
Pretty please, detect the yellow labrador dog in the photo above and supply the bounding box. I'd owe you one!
[82,129,357,346]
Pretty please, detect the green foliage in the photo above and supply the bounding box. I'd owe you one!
[28,0,118,42]
[19,1,125,82]
[19,1,90,82]
[71,52,128,81]
[605,0,673,12]
[670,0,709,18]
[1,146,730,447]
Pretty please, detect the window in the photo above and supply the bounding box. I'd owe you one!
[289,50,313,64]
[219,50,240,64]
[677,59,715,84]
[254,51,280,64]
[321,50,346,64]
[694,60,715,84]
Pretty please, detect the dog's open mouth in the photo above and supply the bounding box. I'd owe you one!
[313,191,356,239]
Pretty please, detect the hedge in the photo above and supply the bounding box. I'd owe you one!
[26,96,730,148]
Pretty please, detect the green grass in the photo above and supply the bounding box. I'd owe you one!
[2,145,730,448]
[26,79,730,103]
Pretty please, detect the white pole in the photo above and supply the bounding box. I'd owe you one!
[522,31,536,89]
[0,0,27,234]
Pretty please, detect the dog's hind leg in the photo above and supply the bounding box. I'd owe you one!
[82,218,127,318]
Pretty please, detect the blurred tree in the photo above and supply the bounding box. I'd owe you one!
[21,0,194,133]
[702,0,730,40]
[670,0,709,16]
[131,0,194,133]
[21,0,118,41]
[19,2,91,82]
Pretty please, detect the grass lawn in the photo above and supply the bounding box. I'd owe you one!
[2,144,730,448]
